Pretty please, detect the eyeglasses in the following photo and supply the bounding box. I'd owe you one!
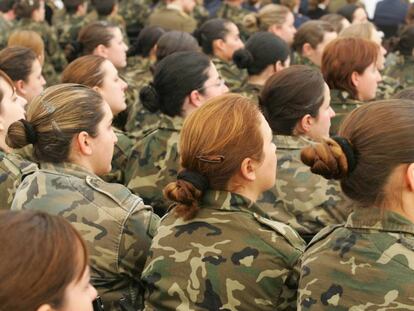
[197,76,226,92]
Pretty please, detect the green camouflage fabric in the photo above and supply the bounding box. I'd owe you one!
[0,150,37,210]
[56,12,88,51]
[142,190,305,311]
[329,89,363,136]
[11,162,160,311]
[212,56,247,91]
[118,0,151,41]
[298,207,414,310]
[14,18,67,84]
[0,15,13,50]
[233,80,262,103]
[192,4,210,26]
[293,52,320,70]
[125,114,183,215]
[257,135,349,243]
[384,53,414,90]
[148,5,197,33]
[376,74,403,100]
[215,2,250,39]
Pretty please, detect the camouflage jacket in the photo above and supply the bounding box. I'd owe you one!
[329,89,363,136]
[215,3,250,39]
[118,0,151,41]
[148,5,197,33]
[0,15,12,50]
[293,53,320,70]
[142,190,305,311]
[212,56,247,91]
[0,150,37,210]
[257,135,349,243]
[15,18,67,83]
[11,162,160,311]
[234,80,262,103]
[376,74,403,100]
[384,53,414,90]
[56,13,88,50]
[125,114,182,216]
[298,207,414,310]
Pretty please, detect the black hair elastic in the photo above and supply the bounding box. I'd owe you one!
[332,136,357,174]
[177,170,209,192]
[20,119,38,144]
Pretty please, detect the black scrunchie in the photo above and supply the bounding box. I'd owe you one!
[332,136,357,174]
[20,119,38,144]
[177,170,209,192]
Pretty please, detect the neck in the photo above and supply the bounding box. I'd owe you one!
[214,51,231,62]
[248,73,269,86]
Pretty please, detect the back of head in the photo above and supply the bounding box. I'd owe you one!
[6,83,105,162]
[129,26,165,57]
[155,31,200,62]
[293,20,335,53]
[322,37,378,98]
[320,13,349,33]
[63,0,86,14]
[339,21,375,40]
[244,4,289,33]
[164,94,264,220]
[301,100,414,208]
[233,32,289,75]
[260,65,325,135]
[7,30,45,63]
[61,55,107,87]
[0,46,37,82]
[0,0,14,12]
[193,18,231,55]
[394,25,414,56]
[14,0,41,19]
[140,51,210,116]
[93,0,116,16]
[393,87,414,101]
[337,3,360,23]
[0,210,88,311]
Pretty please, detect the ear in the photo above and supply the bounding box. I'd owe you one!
[188,90,203,107]
[0,116,5,132]
[302,42,313,57]
[240,157,257,182]
[299,114,313,134]
[15,80,26,95]
[213,38,226,53]
[268,24,278,35]
[405,163,414,192]
[92,85,101,93]
[36,304,54,311]
[351,71,360,88]
[275,60,284,72]
[93,44,109,58]
[75,131,93,156]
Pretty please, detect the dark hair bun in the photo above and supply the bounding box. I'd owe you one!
[301,138,349,180]
[140,84,160,112]
[233,48,253,69]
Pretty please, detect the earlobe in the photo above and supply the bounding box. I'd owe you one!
[15,80,26,95]
[36,304,54,311]
[189,90,202,107]
[94,44,108,58]
[351,71,360,87]
[405,163,414,192]
[240,158,256,182]
[214,38,225,52]
[299,114,313,134]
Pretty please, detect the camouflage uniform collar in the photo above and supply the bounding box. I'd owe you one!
[330,89,361,105]
[212,56,230,67]
[166,3,185,13]
[39,162,99,179]
[345,207,414,235]
[201,190,269,218]
[274,134,313,150]
[158,114,184,131]
[293,52,319,69]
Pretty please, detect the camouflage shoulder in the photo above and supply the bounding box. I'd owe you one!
[306,224,344,249]
[253,212,306,251]
[5,153,38,177]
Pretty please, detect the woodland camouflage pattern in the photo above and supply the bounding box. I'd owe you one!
[258,135,350,243]
[142,190,305,311]
[215,2,250,39]
[234,81,262,103]
[126,114,182,215]
[384,53,414,90]
[0,15,12,50]
[0,151,37,210]
[11,162,160,311]
[376,74,403,100]
[298,207,414,310]
[212,57,247,91]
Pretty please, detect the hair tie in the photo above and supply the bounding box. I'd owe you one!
[332,136,357,174]
[177,170,209,192]
[196,155,225,163]
[20,119,38,144]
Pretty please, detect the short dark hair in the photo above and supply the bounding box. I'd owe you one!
[128,26,165,57]
[92,0,117,16]
[193,18,232,55]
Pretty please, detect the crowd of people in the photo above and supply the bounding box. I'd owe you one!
[1,0,414,310]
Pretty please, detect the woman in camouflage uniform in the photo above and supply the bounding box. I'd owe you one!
[194,18,246,91]
[9,84,159,311]
[258,65,348,243]
[0,70,36,210]
[233,31,290,103]
[299,100,414,310]
[142,94,305,311]
[322,37,382,135]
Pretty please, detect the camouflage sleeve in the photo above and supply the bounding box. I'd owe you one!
[45,25,67,72]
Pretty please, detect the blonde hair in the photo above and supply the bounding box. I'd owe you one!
[244,4,290,33]
[339,21,376,40]
[8,30,45,65]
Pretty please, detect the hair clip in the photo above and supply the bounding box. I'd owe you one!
[51,120,61,133]
[196,155,225,163]
[42,101,56,114]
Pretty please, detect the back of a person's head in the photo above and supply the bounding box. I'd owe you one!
[293,20,335,53]
[260,65,325,135]
[155,31,200,62]
[140,51,210,117]
[7,84,105,163]
[301,100,414,208]
[7,30,45,64]
[393,87,414,101]
[0,0,15,12]
[339,21,375,40]
[14,0,41,19]
[61,55,107,87]
[322,37,378,98]
[394,25,414,56]
[164,94,263,220]
[193,18,231,55]
[233,32,289,75]
[63,0,86,13]
[129,26,165,57]
[320,13,349,33]
[243,4,289,33]
[0,46,37,82]
[0,210,90,310]
[337,3,361,23]
[93,0,116,16]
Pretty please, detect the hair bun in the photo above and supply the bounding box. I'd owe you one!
[300,138,349,180]
[233,48,253,69]
[140,83,160,112]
